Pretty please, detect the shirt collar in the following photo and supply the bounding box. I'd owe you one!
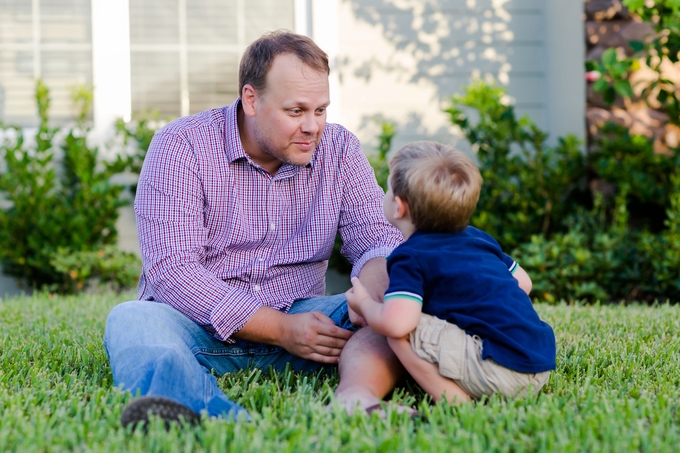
[224,98,249,164]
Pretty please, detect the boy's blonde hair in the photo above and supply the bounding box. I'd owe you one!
[390,141,482,232]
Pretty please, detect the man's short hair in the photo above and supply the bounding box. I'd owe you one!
[390,141,482,232]
[238,29,330,97]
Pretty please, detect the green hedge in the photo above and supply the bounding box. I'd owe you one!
[0,81,140,293]
[445,81,680,303]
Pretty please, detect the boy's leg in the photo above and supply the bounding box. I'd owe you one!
[387,336,471,404]
[407,313,550,400]
[248,293,406,413]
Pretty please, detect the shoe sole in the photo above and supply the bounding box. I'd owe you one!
[121,396,201,430]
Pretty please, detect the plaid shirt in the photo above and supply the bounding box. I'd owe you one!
[135,99,403,341]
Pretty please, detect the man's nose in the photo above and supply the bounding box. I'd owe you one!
[301,112,320,135]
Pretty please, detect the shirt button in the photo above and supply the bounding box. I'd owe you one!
[270,223,276,230]
[258,258,265,262]
[254,285,261,291]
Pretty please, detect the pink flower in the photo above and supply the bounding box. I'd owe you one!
[585,71,601,82]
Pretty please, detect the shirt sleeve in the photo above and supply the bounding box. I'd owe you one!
[472,227,517,273]
[135,130,261,341]
[336,133,403,277]
[384,251,425,301]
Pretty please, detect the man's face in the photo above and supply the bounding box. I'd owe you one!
[245,53,330,170]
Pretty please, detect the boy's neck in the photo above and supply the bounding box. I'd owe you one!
[396,221,417,240]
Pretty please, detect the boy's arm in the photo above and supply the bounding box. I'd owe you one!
[345,277,422,338]
[513,265,532,295]
[349,257,389,326]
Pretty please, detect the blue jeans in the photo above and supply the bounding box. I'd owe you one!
[104,294,354,420]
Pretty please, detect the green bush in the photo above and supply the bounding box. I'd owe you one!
[585,48,638,105]
[638,174,680,299]
[50,245,141,292]
[587,123,680,230]
[587,1,680,120]
[624,0,680,124]
[367,120,395,192]
[447,79,680,303]
[515,192,648,303]
[0,81,140,293]
[518,180,680,304]
[444,80,588,251]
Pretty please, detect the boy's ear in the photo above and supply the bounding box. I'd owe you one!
[394,196,410,219]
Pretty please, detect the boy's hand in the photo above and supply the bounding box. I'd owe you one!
[345,277,372,319]
[347,305,367,327]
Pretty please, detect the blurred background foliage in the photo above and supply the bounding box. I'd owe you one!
[448,79,679,304]
[1,3,678,301]
[0,81,140,293]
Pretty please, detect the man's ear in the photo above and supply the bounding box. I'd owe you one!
[241,84,258,117]
[394,196,410,220]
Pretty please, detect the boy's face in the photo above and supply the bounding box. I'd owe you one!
[383,175,417,239]
[383,176,399,227]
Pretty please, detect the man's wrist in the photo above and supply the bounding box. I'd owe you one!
[232,306,287,346]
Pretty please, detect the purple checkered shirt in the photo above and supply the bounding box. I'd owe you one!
[135,99,403,342]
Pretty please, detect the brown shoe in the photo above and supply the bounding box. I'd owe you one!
[121,396,200,430]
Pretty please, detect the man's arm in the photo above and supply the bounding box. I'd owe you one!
[136,130,265,341]
[233,306,353,363]
[334,133,402,326]
[357,257,389,302]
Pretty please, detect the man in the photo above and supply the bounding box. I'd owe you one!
[104,30,405,428]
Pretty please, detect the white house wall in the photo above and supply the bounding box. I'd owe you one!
[330,0,585,156]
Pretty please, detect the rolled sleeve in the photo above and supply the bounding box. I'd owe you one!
[210,286,262,341]
[350,246,397,278]
[337,134,403,277]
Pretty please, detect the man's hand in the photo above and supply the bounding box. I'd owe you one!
[279,311,354,363]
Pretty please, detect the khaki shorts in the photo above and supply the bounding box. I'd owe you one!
[409,313,550,400]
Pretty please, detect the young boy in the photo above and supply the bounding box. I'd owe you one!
[346,141,556,404]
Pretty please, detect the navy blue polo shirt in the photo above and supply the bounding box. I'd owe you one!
[385,227,556,373]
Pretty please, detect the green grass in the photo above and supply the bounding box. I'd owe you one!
[1,291,679,452]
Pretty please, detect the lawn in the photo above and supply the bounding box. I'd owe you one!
[1,291,679,452]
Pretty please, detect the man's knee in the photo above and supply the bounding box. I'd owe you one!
[348,326,390,352]
[107,300,149,325]
[106,300,182,331]
[105,300,182,352]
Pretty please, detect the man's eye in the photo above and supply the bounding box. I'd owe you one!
[290,109,302,115]
[316,108,326,115]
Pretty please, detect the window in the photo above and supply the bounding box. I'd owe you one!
[0,0,92,126]
[130,0,295,119]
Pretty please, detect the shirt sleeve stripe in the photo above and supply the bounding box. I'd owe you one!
[384,292,423,304]
[509,261,518,274]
